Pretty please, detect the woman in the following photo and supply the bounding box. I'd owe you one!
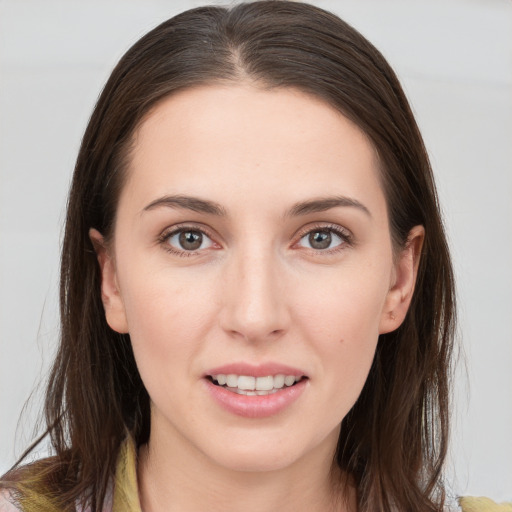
[0,1,505,511]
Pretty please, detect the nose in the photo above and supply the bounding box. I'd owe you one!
[219,247,290,344]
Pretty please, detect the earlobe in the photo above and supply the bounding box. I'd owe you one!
[89,228,129,334]
[379,225,425,334]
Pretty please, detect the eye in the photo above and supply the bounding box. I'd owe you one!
[297,227,348,251]
[165,229,215,252]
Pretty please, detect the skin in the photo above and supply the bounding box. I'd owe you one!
[91,84,423,512]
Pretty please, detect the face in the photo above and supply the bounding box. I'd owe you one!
[93,84,422,474]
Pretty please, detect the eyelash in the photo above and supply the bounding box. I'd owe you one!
[158,224,218,258]
[294,223,354,254]
[158,223,353,257]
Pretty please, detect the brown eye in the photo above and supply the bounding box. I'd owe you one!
[298,228,346,251]
[179,231,203,250]
[166,229,214,252]
[309,231,331,249]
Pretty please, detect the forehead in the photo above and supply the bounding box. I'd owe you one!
[122,84,385,217]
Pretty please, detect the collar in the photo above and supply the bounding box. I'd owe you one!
[112,437,142,512]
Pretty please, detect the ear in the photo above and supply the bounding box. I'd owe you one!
[379,225,425,334]
[89,228,129,334]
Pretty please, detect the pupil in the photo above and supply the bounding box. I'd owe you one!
[309,231,331,249]
[179,231,202,250]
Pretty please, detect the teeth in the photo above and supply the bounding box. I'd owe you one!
[211,373,302,393]
[236,388,280,396]
[238,375,256,390]
[226,374,238,387]
[255,376,273,390]
[284,375,296,386]
[273,374,285,389]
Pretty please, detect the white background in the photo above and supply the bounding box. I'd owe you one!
[0,0,511,502]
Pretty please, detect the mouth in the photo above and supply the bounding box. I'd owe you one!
[207,373,307,396]
[204,366,309,417]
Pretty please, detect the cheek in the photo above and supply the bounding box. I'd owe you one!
[118,264,219,379]
[294,259,390,345]
[292,261,389,405]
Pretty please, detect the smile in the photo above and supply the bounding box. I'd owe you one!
[204,365,308,418]
[209,374,304,396]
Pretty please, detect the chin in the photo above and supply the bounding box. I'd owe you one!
[202,426,338,475]
[211,445,302,474]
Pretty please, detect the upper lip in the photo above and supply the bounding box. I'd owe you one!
[205,362,308,378]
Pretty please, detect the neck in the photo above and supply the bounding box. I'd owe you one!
[137,424,355,512]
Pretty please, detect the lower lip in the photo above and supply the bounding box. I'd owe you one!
[204,378,307,418]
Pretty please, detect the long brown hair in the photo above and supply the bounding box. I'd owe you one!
[2,2,456,510]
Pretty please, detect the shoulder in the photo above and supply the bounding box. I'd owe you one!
[459,497,512,512]
[0,490,21,512]
[0,485,113,512]
[0,438,132,512]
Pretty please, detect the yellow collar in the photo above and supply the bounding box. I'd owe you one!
[112,437,141,512]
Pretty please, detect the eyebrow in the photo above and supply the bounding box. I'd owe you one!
[142,195,227,216]
[142,194,370,218]
[287,196,371,218]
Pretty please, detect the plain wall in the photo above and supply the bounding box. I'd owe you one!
[1,0,511,501]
